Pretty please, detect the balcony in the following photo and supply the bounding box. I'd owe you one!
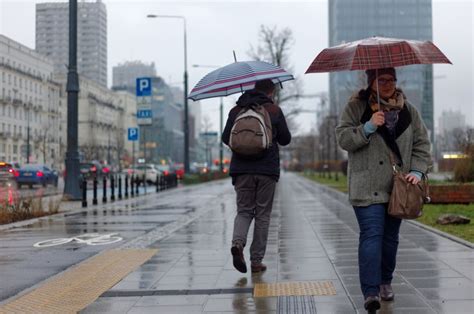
[0,96,12,104]
[12,98,22,106]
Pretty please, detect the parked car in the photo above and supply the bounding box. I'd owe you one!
[0,162,17,187]
[80,161,103,180]
[172,163,185,179]
[135,164,160,184]
[16,164,58,188]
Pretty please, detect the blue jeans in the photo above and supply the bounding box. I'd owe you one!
[353,203,402,298]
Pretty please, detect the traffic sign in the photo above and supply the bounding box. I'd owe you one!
[136,77,152,96]
[128,128,139,141]
[137,109,152,125]
[137,109,152,119]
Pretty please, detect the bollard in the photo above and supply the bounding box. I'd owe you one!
[124,175,129,198]
[118,175,122,200]
[102,176,107,203]
[110,175,115,202]
[93,178,98,205]
[82,179,87,208]
[155,174,160,193]
[135,176,139,195]
[131,175,135,197]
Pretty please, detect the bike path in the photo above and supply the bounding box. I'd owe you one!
[0,180,230,303]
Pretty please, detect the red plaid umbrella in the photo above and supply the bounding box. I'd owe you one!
[305,36,451,73]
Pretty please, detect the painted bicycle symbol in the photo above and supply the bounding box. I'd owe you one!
[34,233,123,248]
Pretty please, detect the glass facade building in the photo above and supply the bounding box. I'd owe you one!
[329,0,434,138]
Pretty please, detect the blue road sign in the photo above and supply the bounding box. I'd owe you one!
[128,127,139,141]
[137,109,152,119]
[136,77,152,96]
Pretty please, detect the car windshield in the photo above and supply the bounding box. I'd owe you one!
[156,165,170,171]
[22,164,43,170]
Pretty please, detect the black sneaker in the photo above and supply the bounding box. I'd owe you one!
[231,243,247,273]
[364,295,381,314]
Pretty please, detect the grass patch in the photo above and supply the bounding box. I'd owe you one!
[302,171,348,193]
[300,171,473,244]
[416,204,474,243]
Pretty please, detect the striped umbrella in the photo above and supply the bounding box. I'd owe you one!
[188,61,294,101]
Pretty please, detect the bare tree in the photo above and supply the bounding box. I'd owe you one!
[248,25,302,131]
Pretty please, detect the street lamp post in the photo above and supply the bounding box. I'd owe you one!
[26,106,30,163]
[64,0,81,200]
[147,14,189,173]
[192,64,224,172]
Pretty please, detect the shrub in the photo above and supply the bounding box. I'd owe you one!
[454,144,474,183]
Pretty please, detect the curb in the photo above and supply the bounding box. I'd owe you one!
[299,174,474,249]
[406,219,474,249]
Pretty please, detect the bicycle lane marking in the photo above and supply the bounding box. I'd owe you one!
[0,248,158,314]
[33,233,123,248]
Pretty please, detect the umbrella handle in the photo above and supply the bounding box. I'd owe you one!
[376,68,381,111]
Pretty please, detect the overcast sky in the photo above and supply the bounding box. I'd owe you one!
[1,0,473,134]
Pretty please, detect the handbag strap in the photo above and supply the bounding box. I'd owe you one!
[389,152,399,174]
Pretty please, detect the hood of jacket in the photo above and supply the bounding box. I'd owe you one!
[236,89,274,107]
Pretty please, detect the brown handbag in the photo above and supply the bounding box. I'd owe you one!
[388,154,430,219]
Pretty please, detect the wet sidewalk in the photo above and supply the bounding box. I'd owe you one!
[81,173,473,314]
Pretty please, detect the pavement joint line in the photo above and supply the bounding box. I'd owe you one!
[101,287,254,297]
[0,249,158,314]
[297,175,441,313]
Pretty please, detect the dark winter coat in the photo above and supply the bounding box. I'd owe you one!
[222,89,291,182]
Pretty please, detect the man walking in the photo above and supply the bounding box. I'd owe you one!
[222,79,291,273]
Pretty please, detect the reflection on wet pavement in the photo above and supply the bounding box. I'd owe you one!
[84,173,473,313]
[2,173,472,313]
[0,181,229,302]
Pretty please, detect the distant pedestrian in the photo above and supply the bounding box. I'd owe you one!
[335,68,431,313]
[222,79,291,273]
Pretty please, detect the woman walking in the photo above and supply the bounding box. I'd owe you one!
[335,67,431,313]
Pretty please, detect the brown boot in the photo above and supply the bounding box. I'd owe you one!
[380,284,394,301]
[231,243,247,273]
[251,262,267,273]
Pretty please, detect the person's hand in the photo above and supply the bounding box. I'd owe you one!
[370,110,385,127]
[405,173,421,185]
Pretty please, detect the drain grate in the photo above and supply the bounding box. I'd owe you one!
[278,296,317,314]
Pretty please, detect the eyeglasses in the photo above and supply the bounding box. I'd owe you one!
[377,78,397,85]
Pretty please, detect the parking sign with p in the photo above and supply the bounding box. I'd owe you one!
[136,78,152,96]
[128,127,139,141]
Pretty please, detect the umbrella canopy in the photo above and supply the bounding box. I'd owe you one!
[188,61,294,101]
[305,36,451,73]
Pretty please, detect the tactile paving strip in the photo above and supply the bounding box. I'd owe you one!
[254,281,336,297]
[0,249,158,314]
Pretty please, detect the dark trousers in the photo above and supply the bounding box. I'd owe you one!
[353,203,402,298]
[232,174,276,263]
